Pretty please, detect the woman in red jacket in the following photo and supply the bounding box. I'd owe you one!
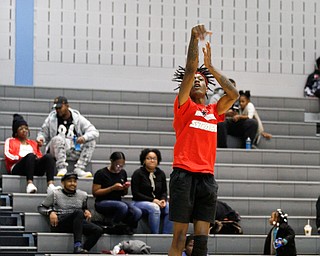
[4,114,59,193]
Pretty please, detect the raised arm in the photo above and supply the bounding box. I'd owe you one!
[178,25,212,106]
[203,42,239,115]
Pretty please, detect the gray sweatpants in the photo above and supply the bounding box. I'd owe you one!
[48,134,96,171]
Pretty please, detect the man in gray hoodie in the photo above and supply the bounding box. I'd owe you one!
[37,96,99,177]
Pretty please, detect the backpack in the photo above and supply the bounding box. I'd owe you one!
[210,220,243,234]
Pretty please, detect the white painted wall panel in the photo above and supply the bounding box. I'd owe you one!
[28,0,320,97]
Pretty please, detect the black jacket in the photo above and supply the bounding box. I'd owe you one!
[131,166,168,202]
[263,223,297,256]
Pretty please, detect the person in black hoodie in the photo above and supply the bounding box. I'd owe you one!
[263,209,297,256]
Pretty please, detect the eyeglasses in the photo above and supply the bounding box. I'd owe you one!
[115,164,125,169]
[146,157,157,161]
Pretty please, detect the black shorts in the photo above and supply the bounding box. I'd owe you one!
[169,168,218,223]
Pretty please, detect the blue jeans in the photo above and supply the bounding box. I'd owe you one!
[95,200,142,228]
[132,201,173,234]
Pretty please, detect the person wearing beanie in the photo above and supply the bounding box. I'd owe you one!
[4,114,60,193]
[304,56,320,97]
[36,96,99,178]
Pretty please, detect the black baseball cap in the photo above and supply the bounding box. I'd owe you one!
[53,96,68,108]
[61,173,78,181]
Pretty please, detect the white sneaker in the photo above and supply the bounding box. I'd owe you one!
[57,168,68,177]
[74,168,92,178]
[26,183,38,193]
[47,184,62,194]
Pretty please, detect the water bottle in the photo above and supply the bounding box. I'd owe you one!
[245,137,251,150]
[304,219,312,236]
[111,243,122,255]
[73,135,81,151]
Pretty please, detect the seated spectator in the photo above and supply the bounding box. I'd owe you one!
[263,209,296,256]
[304,57,320,97]
[92,151,142,234]
[4,114,60,193]
[182,234,194,256]
[38,173,103,254]
[218,90,272,148]
[131,148,172,234]
[36,96,99,178]
[182,234,209,256]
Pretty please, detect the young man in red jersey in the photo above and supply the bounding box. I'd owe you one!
[168,24,239,256]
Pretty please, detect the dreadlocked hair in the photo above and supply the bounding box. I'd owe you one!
[172,64,215,98]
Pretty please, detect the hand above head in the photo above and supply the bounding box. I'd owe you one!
[203,42,213,69]
[191,24,212,41]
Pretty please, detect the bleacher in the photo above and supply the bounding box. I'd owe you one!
[1,84,320,255]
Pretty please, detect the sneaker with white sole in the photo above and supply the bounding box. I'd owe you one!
[47,184,62,194]
[26,183,38,193]
[57,168,68,177]
[74,168,92,178]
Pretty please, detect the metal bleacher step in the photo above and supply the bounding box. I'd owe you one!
[0,111,175,132]
[1,125,319,150]
[23,211,317,236]
[0,96,308,122]
[35,233,320,254]
[2,175,320,198]
[10,192,317,216]
[1,84,319,111]
[0,211,24,231]
[2,142,320,166]
[1,85,320,255]
[2,157,320,179]
[0,231,36,252]
[0,193,12,211]
[0,85,177,104]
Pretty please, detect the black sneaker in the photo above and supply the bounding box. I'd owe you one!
[74,246,88,254]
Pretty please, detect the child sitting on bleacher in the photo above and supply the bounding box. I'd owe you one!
[263,209,297,256]
[4,114,60,193]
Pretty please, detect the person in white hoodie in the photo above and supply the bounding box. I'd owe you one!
[36,96,99,177]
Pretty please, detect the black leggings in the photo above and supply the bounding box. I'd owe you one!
[11,153,56,182]
[218,119,258,148]
[51,210,103,251]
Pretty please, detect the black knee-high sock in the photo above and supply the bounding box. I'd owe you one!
[191,235,208,256]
